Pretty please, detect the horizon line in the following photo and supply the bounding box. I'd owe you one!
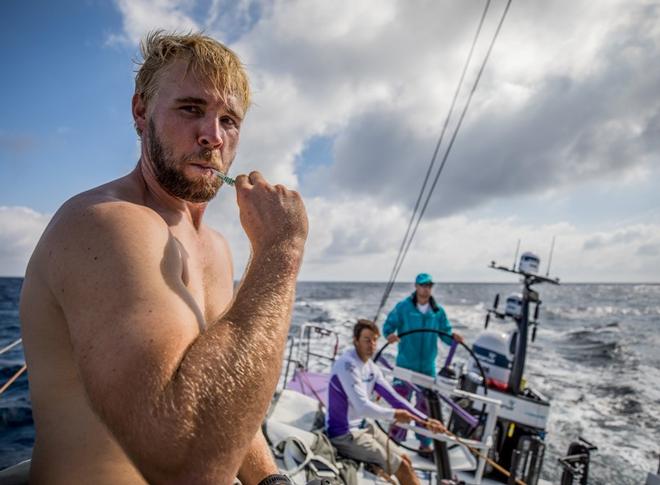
[0,276,659,285]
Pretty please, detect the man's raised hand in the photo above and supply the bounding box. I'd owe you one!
[235,171,308,256]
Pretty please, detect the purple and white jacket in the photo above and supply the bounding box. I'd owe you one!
[325,348,428,438]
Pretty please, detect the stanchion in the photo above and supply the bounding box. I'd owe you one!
[424,388,452,480]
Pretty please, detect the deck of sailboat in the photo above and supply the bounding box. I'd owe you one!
[267,386,552,485]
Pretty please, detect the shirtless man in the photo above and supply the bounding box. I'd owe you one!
[19,31,307,485]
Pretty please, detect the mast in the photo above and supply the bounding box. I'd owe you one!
[508,277,532,394]
[489,253,559,395]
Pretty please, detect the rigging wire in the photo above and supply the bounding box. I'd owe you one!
[375,0,493,321]
[374,0,512,322]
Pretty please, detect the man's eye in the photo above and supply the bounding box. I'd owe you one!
[181,106,202,115]
[221,116,237,127]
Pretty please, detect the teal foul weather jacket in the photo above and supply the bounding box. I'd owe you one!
[382,293,453,377]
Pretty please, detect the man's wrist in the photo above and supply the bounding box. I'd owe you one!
[254,239,305,259]
[252,244,305,273]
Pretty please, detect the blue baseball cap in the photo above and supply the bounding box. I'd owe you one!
[415,273,433,285]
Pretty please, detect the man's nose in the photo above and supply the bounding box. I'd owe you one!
[197,117,224,149]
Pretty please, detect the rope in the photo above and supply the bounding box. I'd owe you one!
[0,338,22,356]
[442,427,527,485]
[374,0,513,322]
[382,418,527,485]
[0,364,27,396]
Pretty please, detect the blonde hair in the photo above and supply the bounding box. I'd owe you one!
[134,30,251,112]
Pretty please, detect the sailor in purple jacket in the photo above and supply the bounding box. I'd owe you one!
[326,319,445,485]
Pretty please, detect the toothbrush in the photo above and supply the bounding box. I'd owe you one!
[211,169,235,187]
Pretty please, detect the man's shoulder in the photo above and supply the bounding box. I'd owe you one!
[334,349,358,375]
[396,296,414,309]
[336,348,356,364]
[37,191,169,273]
[433,303,447,317]
[23,188,170,302]
[54,190,165,237]
[60,173,160,221]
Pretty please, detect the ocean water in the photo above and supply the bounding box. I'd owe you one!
[1,278,659,484]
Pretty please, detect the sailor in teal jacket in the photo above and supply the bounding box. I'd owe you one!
[383,294,452,377]
[383,273,463,377]
[382,273,464,451]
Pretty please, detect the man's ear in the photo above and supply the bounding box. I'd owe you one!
[132,93,147,135]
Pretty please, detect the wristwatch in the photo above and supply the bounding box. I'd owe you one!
[257,474,293,485]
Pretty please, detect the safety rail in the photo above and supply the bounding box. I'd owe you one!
[390,366,502,485]
[0,338,22,356]
[0,338,26,397]
[298,323,339,370]
[281,336,301,390]
[281,324,340,390]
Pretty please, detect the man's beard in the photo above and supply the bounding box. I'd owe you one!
[147,119,222,203]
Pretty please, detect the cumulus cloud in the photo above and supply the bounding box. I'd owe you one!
[299,1,660,216]
[107,0,660,207]
[232,0,660,220]
[291,198,660,282]
[0,207,51,276]
[107,0,200,46]
[106,0,262,46]
[637,243,660,257]
[103,0,660,282]
[200,190,660,282]
[583,229,644,250]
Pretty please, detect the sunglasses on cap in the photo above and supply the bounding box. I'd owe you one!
[418,283,434,288]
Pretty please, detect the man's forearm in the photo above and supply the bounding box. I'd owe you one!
[166,245,303,478]
[216,245,303,424]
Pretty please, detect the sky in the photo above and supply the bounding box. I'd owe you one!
[1,0,659,282]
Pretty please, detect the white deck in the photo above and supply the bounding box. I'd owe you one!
[268,389,522,485]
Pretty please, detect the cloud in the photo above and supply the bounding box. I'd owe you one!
[300,1,660,216]
[203,0,262,42]
[200,191,660,282]
[583,228,644,250]
[2,192,658,282]
[107,0,263,46]
[0,207,51,276]
[637,243,660,257]
[104,0,660,282]
[293,199,660,282]
[108,0,200,46]
[108,1,660,208]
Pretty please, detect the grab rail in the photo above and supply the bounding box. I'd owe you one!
[0,338,22,356]
[0,338,26,396]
